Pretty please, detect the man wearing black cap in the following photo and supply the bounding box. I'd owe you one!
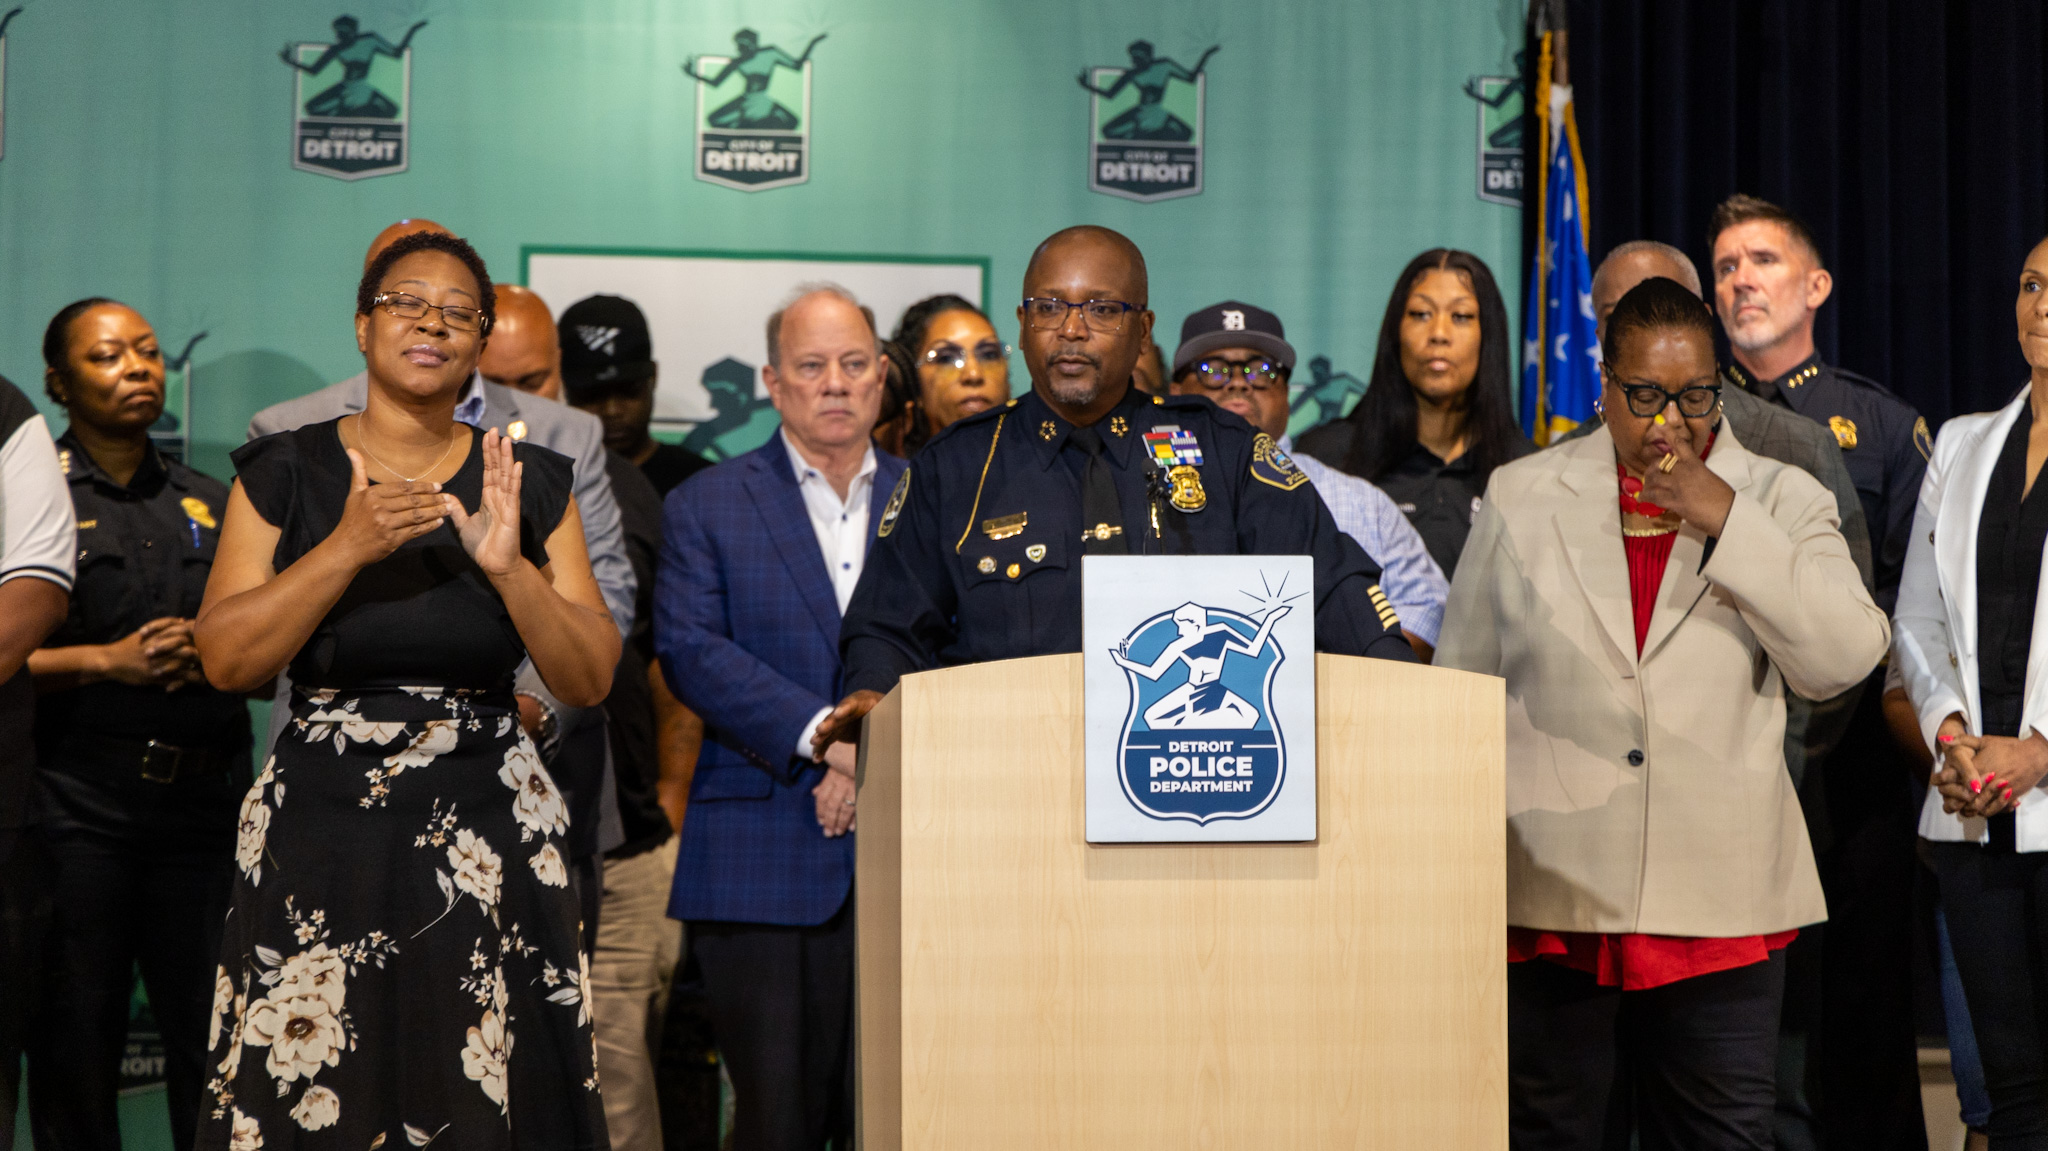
[1169,302,1447,659]
[560,294,714,499]
[814,226,1413,753]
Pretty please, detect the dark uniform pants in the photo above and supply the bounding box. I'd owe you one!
[688,895,855,1151]
[28,750,242,1151]
[1509,952,1786,1151]
[0,828,53,1151]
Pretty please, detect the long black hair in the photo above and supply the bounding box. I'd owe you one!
[1338,249,1521,482]
[888,293,986,456]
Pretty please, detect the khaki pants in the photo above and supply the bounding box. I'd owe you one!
[591,836,683,1151]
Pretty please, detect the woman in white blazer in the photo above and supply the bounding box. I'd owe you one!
[1439,278,1887,1150]
[1894,234,2048,1146]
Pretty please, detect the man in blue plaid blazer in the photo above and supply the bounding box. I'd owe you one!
[653,285,904,1151]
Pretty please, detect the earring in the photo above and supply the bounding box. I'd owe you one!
[1592,395,1604,418]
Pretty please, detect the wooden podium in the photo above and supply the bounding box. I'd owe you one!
[855,653,1505,1149]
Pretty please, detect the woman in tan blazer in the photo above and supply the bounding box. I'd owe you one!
[1439,278,1887,1150]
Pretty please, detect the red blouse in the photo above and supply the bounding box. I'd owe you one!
[1508,438,1796,991]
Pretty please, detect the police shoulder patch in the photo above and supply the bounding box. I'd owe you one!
[877,468,910,538]
[1250,433,1309,491]
[1913,416,1932,460]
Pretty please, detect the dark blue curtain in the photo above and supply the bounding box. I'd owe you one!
[1543,0,2048,424]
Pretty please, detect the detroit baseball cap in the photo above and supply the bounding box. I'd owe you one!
[558,294,656,397]
[1171,301,1297,377]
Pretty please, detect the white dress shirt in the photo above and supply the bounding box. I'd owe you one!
[786,431,877,761]
[784,431,878,613]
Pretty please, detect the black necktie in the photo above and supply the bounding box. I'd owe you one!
[1070,425,1127,555]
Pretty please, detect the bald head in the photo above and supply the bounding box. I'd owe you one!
[478,285,562,401]
[1025,226,1148,306]
[363,218,451,271]
[1016,226,1155,417]
[1592,241,1702,345]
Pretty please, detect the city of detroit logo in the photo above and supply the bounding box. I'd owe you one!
[685,28,822,192]
[281,14,423,180]
[1109,600,1290,823]
[1080,40,1216,203]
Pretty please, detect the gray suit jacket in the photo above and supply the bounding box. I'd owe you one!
[1554,379,1874,784]
[246,372,632,854]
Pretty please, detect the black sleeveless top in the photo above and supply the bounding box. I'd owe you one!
[232,418,574,691]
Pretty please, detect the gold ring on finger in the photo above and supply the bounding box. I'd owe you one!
[1658,453,1678,474]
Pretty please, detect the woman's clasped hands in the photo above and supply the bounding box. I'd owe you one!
[1934,712,2048,818]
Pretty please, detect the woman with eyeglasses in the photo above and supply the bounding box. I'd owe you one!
[1295,249,1531,576]
[880,294,1011,457]
[1437,278,1885,1147]
[191,231,616,1150]
[25,298,252,1151]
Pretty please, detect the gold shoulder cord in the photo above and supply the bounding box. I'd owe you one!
[955,414,1005,553]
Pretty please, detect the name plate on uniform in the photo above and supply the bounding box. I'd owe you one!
[1083,555,1316,843]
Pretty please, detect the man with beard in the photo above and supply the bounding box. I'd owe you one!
[1709,194,1930,1151]
[814,225,1413,751]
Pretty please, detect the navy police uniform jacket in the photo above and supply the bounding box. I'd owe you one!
[1727,353,1929,611]
[839,384,1414,697]
[37,433,249,846]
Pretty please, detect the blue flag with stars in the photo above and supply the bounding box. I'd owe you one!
[1520,98,1600,443]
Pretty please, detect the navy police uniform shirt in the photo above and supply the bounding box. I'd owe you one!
[37,432,250,753]
[839,384,1415,697]
[1727,353,1929,612]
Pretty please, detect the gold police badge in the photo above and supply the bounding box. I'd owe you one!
[180,497,217,529]
[1828,415,1858,450]
[1166,464,1206,512]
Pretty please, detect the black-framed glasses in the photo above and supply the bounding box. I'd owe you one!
[1021,297,1141,334]
[1615,381,1721,418]
[922,340,1010,372]
[1192,359,1285,391]
[373,292,490,334]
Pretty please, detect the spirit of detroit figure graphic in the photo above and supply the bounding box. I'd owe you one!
[1111,603,1288,730]
[683,30,825,131]
[1462,54,1527,150]
[280,16,425,120]
[1077,40,1218,142]
[1288,355,1368,436]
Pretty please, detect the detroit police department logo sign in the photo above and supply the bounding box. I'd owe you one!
[1080,40,1215,203]
[1112,601,1288,823]
[281,15,422,180]
[685,29,821,192]
[1085,556,1316,843]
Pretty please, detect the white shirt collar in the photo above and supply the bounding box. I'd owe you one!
[781,428,877,495]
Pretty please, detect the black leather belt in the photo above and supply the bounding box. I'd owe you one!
[52,734,241,786]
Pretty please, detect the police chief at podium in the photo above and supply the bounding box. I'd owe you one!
[814,226,1414,753]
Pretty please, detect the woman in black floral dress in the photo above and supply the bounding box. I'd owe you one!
[193,231,618,1151]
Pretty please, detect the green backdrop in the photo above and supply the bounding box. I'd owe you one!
[1,0,1524,477]
[0,1,1520,1142]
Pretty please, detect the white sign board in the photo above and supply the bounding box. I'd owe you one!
[1084,555,1317,843]
[524,249,985,461]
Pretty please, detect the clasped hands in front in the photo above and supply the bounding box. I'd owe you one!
[1933,712,2048,818]
[334,428,524,576]
[807,691,881,839]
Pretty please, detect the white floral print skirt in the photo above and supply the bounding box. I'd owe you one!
[197,686,606,1151]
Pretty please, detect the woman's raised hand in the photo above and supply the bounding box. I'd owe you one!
[449,428,523,578]
[331,447,449,567]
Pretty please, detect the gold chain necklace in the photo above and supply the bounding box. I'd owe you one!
[354,414,457,483]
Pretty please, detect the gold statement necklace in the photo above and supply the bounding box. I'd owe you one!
[354,413,457,483]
